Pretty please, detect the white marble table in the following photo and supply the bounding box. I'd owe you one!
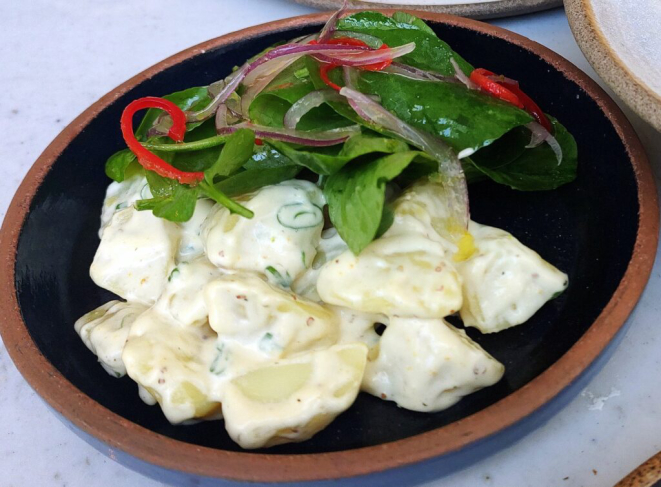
[1,1,660,486]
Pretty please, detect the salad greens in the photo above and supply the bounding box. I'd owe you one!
[106,10,578,254]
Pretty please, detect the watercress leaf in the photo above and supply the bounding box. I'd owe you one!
[325,151,430,254]
[266,133,411,175]
[149,120,226,173]
[205,128,255,183]
[145,170,177,198]
[151,185,199,222]
[244,144,296,170]
[356,71,533,153]
[135,184,199,222]
[134,86,211,140]
[215,165,301,197]
[134,196,168,211]
[469,117,578,191]
[105,148,138,182]
[337,11,473,76]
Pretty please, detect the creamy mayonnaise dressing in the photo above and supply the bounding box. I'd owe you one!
[153,257,222,328]
[122,309,222,424]
[221,343,367,449]
[317,234,463,318]
[457,221,568,333]
[362,316,504,412]
[75,300,148,377]
[205,273,339,358]
[91,206,180,305]
[77,173,567,449]
[203,180,324,285]
[99,174,151,236]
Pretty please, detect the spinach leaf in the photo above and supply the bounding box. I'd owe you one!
[337,12,473,76]
[204,128,255,183]
[215,166,301,197]
[470,126,530,169]
[391,12,436,36]
[324,151,433,254]
[105,149,139,182]
[134,86,211,139]
[266,133,409,175]
[467,118,578,191]
[356,71,533,153]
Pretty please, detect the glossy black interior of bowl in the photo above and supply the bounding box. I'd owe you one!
[15,20,638,454]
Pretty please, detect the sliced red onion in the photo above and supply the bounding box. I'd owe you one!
[215,104,229,130]
[188,67,246,122]
[207,78,226,99]
[339,86,469,228]
[318,0,348,44]
[343,65,360,89]
[187,43,370,123]
[241,56,301,117]
[284,90,345,129]
[487,74,519,86]
[450,58,478,90]
[225,95,243,121]
[217,121,360,147]
[315,42,416,67]
[383,62,457,83]
[526,122,562,164]
[145,113,172,138]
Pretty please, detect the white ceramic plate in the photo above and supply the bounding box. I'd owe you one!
[566,0,661,132]
[292,0,562,20]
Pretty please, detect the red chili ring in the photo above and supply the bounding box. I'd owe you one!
[120,97,205,185]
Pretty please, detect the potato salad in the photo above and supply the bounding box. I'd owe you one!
[77,8,576,449]
[77,173,567,448]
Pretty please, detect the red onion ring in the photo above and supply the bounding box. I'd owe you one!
[284,90,346,129]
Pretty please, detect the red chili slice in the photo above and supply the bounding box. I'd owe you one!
[499,80,553,132]
[313,37,394,91]
[320,64,341,91]
[120,97,204,185]
[469,68,523,108]
[327,37,393,71]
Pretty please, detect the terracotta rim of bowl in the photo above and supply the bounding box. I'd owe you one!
[0,10,657,483]
[565,0,661,133]
[293,0,563,20]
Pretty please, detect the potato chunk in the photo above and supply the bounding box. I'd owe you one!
[362,316,504,412]
[203,180,324,284]
[457,222,569,333]
[221,343,368,449]
[99,174,150,236]
[317,235,463,319]
[204,273,338,359]
[122,311,221,423]
[74,300,148,377]
[153,258,222,328]
[91,207,179,305]
[177,199,215,263]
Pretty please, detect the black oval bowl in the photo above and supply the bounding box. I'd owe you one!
[0,10,657,485]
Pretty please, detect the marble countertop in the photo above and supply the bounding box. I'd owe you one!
[1,1,660,486]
